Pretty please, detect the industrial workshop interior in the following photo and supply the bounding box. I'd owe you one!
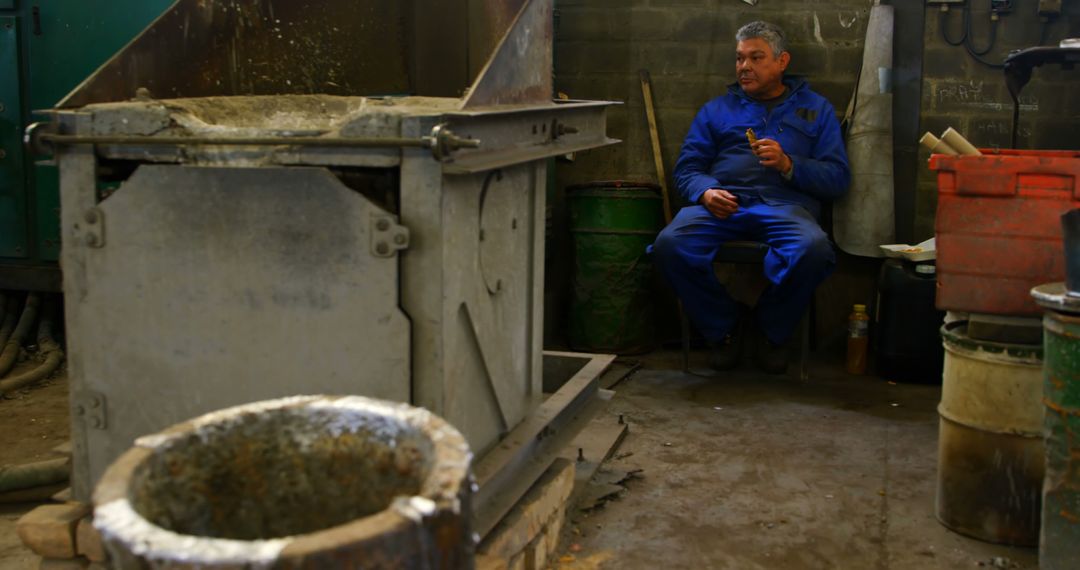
[2,0,1080,568]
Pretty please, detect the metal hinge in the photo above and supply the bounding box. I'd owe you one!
[74,391,107,430]
[75,207,105,248]
[371,214,409,258]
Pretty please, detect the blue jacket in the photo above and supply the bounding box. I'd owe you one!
[673,77,850,219]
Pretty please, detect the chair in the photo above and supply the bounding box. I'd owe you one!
[679,241,813,381]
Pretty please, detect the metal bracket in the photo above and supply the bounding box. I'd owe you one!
[74,391,107,430]
[77,207,105,248]
[371,214,409,258]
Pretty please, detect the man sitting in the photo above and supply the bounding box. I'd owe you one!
[651,20,851,373]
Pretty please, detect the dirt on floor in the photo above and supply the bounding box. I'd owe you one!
[0,348,1047,570]
[550,349,1039,570]
[0,361,70,570]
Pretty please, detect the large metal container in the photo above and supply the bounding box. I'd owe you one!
[936,320,1044,545]
[42,0,617,508]
[93,395,473,569]
[1031,283,1080,570]
[566,181,663,354]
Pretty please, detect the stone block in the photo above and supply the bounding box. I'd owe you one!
[827,45,864,77]
[479,459,576,561]
[476,553,509,570]
[38,558,88,569]
[651,78,717,111]
[635,43,701,75]
[788,43,829,77]
[556,8,612,41]
[1032,117,1080,151]
[930,79,1009,115]
[628,9,679,41]
[921,47,972,80]
[75,519,106,563]
[556,42,634,74]
[813,8,871,43]
[673,10,735,42]
[17,504,91,559]
[524,530,549,570]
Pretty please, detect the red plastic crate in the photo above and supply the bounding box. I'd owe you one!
[931,149,1080,316]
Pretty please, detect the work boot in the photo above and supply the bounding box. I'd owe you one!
[755,336,790,375]
[708,332,742,371]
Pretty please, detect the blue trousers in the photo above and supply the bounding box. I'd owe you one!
[650,198,835,344]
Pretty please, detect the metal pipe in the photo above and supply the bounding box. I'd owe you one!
[0,293,39,377]
[41,134,435,148]
[0,294,17,349]
[0,458,69,494]
[0,296,63,395]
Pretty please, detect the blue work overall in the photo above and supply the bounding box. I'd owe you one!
[650,77,851,345]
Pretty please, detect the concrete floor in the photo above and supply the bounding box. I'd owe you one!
[553,349,1038,570]
[0,350,1042,569]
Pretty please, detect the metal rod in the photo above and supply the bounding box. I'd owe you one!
[41,134,434,149]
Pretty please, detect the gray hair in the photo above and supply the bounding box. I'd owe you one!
[736,21,787,58]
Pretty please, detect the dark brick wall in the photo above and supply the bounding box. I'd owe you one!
[554,0,1080,238]
[547,0,1080,347]
[554,0,871,193]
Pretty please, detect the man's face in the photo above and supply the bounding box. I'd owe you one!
[735,38,790,99]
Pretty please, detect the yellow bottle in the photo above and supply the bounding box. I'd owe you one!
[846,304,870,375]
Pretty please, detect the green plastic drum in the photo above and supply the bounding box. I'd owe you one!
[566,181,664,354]
[1032,283,1080,570]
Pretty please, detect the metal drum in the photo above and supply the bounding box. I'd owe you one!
[1032,283,1080,570]
[93,396,473,569]
[936,320,1045,545]
[566,181,663,354]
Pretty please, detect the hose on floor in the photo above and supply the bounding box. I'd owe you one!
[0,295,63,396]
[0,293,17,350]
[0,292,41,377]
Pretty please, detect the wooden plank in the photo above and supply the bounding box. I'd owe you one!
[639,69,673,224]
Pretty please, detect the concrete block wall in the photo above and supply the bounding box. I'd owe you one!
[915,2,1080,239]
[554,0,872,195]
[549,0,872,344]
[555,0,1080,240]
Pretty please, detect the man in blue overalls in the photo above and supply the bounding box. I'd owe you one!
[651,21,851,373]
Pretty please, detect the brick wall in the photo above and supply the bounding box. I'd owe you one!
[548,0,1080,346]
[548,0,873,345]
[554,0,871,195]
[554,1,1080,235]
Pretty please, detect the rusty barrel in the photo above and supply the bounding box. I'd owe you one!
[936,321,1045,546]
[1032,283,1080,570]
[92,395,474,569]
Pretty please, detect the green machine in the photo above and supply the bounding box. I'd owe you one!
[0,0,173,290]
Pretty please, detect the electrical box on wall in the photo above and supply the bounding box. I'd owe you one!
[1038,0,1063,16]
[990,0,1014,14]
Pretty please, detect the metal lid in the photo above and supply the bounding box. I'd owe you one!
[566,180,661,192]
[1031,282,1080,313]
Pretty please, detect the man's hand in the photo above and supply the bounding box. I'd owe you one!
[751,138,793,175]
[700,188,739,219]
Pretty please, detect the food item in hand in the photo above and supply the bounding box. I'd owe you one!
[746,128,759,145]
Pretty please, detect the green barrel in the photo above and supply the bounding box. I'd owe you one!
[1032,283,1080,570]
[566,181,664,354]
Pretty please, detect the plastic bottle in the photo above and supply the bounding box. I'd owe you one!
[847,304,870,375]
